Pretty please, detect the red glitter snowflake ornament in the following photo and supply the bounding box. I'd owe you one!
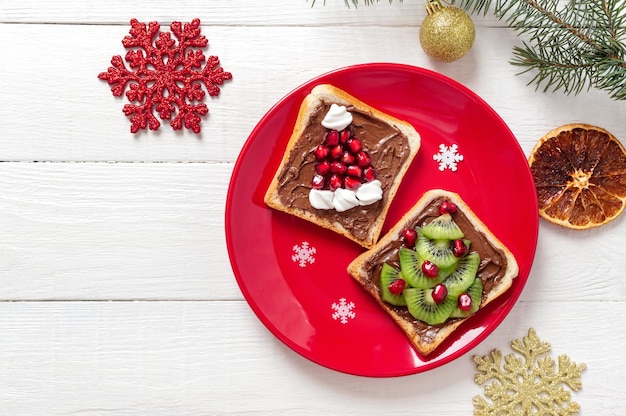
[98,18,232,133]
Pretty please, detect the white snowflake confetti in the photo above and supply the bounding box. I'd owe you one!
[331,298,356,324]
[433,143,464,171]
[291,241,316,267]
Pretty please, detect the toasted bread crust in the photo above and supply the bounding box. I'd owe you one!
[264,84,421,248]
[347,189,519,355]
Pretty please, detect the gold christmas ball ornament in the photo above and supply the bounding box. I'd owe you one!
[420,0,475,63]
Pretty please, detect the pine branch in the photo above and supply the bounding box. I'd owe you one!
[315,0,626,100]
[456,0,626,100]
[309,0,397,7]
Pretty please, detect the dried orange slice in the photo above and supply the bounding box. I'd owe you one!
[528,123,626,229]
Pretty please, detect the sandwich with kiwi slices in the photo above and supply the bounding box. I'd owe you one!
[347,189,519,356]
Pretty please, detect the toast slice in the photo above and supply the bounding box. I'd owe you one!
[347,189,519,356]
[264,84,421,248]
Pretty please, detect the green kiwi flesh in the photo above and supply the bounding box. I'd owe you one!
[379,263,407,306]
[403,287,456,325]
[398,247,453,289]
[443,252,480,297]
[376,211,483,326]
[421,213,464,240]
[449,278,483,319]
[415,229,459,269]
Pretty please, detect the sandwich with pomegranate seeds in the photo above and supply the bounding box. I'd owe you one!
[264,84,421,248]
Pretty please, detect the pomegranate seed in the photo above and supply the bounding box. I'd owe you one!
[341,151,356,165]
[344,177,361,190]
[388,278,406,295]
[330,161,347,174]
[330,145,343,160]
[432,284,448,304]
[315,160,330,175]
[439,200,457,215]
[451,239,469,257]
[401,229,417,247]
[326,130,339,146]
[314,145,329,161]
[311,174,325,190]
[347,138,362,153]
[421,260,439,278]
[346,165,362,178]
[356,151,371,167]
[340,128,352,143]
[363,166,376,182]
[458,293,472,311]
[328,174,342,190]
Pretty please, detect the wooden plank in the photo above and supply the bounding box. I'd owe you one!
[0,300,617,415]
[0,161,625,301]
[0,1,464,26]
[0,0,581,27]
[1,23,623,162]
[0,162,240,300]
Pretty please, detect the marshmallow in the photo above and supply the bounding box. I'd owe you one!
[321,104,353,131]
[308,180,382,212]
[355,180,383,205]
[333,188,360,212]
[309,189,335,210]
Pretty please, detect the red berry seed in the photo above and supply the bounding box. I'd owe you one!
[311,174,325,190]
[451,239,469,257]
[458,293,473,311]
[341,151,356,165]
[344,177,361,190]
[347,138,362,153]
[346,165,362,178]
[314,145,329,161]
[432,284,448,304]
[315,160,330,175]
[340,128,352,143]
[439,200,458,215]
[330,145,343,160]
[401,228,417,247]
[388,278,406,295]
[330,161,347,174]
[326,130,339,146]
[328,174,342,190]
[356,151,371,167]
[363,166,376,182]
[421,260,439,278]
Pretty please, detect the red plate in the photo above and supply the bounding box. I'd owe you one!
[226,63,538,377]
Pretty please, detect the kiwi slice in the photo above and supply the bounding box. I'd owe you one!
[379,263,407,306]
[415,229,459,269]
[443,252,480,297]
[421,213,464,240]
[450,278,483,319]
[403,287,456,325]
[398,247,453,289]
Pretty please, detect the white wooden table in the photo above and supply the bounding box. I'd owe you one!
[1,1,625,414]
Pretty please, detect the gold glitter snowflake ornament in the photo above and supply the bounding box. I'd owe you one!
[473,328,586,416]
